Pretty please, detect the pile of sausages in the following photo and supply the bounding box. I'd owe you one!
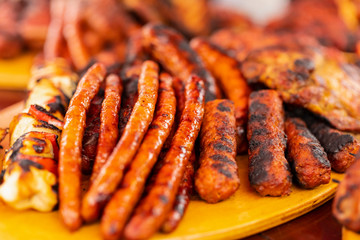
[2,21,360,239]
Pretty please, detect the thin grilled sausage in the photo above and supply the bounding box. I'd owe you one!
[124,74,205,240]
[118,77,139,137]
[81,61,159,223]
[332,152,360,231]
[81,88,104,175]
[195,99,239,203]
[100,73,176,240]
[161,150,196,233]
[142,23,220,102]
[59,63,106,231]
[247,90,292,196]
[285,117,331,188]
[191,38,251,153]
[161,76,193,233]
[91,74,122,182]
[307,120,360,173]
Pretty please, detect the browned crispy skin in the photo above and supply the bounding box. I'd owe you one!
[153,0,210,37]
[161,151,196,233]
[91,74,122,182]
[307,120,360,172]
[241,44,360,131]
[195,99,239,203]
[0,128,9,173]
[333,152,360,231]
[191,38,251,153]
[100,73,176,240]
[285,117,331,188]
[266,0,357,51]
[81,61,159,223]
[59,63,106,231]
[247,90,292,196]
[142,23,220,102]
[124,75,205,240]
[81,87,104,175]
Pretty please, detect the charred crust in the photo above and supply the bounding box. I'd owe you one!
[33,104,62,121]
[294,58,314,72]
[149,124,160,129]
[249,113,267,123]
[159,194,169,204]
[249,148,274,185]
[217,102,231,112]
[35,120,61,132]
[19,159,44,171]
[32,144,45,153]
[213,142,232,153]
[211,163,233,178]
[249,100,268,113]
[210,154,236,166]
[47,96,66,115]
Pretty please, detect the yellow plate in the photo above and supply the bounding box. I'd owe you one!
[343,227,360,239]
[0,53,35,90]
[0,103,345,240]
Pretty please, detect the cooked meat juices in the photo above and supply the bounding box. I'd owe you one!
[247,90,292,196]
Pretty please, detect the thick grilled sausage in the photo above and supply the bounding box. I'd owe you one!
[195,99,239,203]
[59,63,106,231]
[285,117,331,188]
[332,152,360,231]
[124,74,205,240]
[191,37,251,153]
[247,90,292,196]
[100,72,176,240]
[91,74,122,182]
[142,23,220,102]
[81,61,159,223]
[307,120,360,172]
[161,151,196,233]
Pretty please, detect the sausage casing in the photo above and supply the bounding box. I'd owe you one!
[247,90,292,196]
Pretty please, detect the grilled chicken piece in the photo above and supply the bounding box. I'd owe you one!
[266,0,358,52]
[0,59,77,211]
[242,43,360,132]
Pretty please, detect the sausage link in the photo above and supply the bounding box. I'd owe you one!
[247,90,292,196]
[195,99,239,203]
[91,74,122,182]
[307,120,360,172]
[124,74,205,240]
[191,37,251,153]
[81,87,104,175]
[161,150,196,233]
[142,23,220,102]
[59,63,106,231]
[332,152,360,231]
[81,60,159,223]
[285,117,331,188]
[100,72,176,240]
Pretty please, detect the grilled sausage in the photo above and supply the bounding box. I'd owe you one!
[247,90,292,196]
[81,61,159,223]
[91,74,122,182]
[161,151,196,233]
[100,72,176,240]
[142,23,220,102]
[285,117,331,188]
[195,99,239,203]
[191,37,251,153]
[333,152,360,231]
[81,87,104,175]
[124,74,205,240]
[307,120,360,173]
[59,63,106,231]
